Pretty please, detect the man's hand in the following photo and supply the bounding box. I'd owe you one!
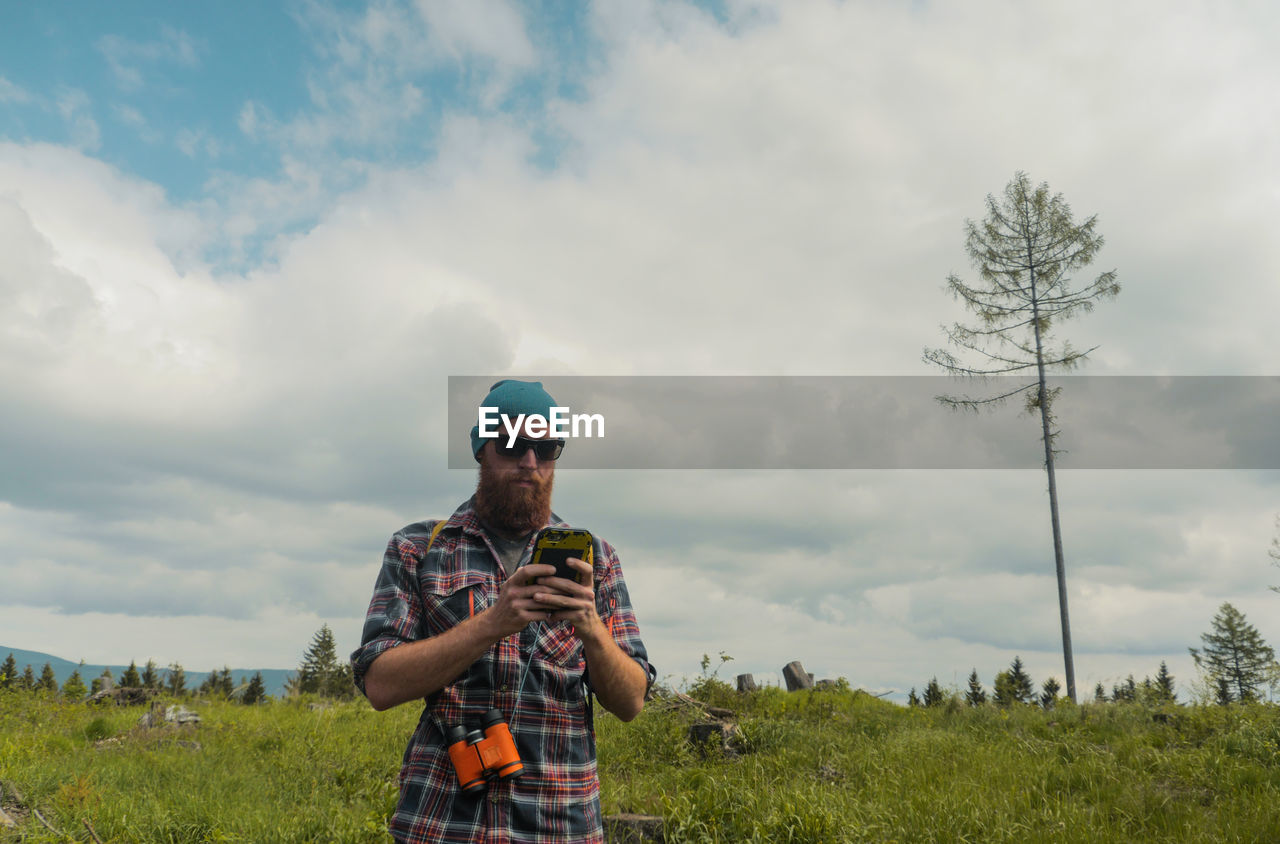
[531,557,607,644]
[481,563,561,639]
[533,556,647,720]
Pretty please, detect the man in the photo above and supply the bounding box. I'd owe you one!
[351,379,654,843]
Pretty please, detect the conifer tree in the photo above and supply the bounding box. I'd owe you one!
[19,665,35,691]
[0,653,16,689]
[199,666,235,698]
[38,663,59,693]
[907,688,920,707]
[925,172,1120,703]
[1040,677,1062,709]
[141,659,160,690]
[1153,661,1176,703]
[923,677,945,707]
[287,624,357,699]
[993,671,1014,707]
[120,660,142,688]
[1093,682,1107,703]
[242,672,267,705]
[965,669,987,706]
[1008,657,1034,704]
[1190,602,1277,703]
[165,663,187,696]
[1111,674,1137,703]
[62,670,88,700]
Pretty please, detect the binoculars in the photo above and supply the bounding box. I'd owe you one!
[446,708,524,794]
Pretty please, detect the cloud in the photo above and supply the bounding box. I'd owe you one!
[0,76,31,104]
[54,89,100,151]
[96,26,202,90]
[175,127,221,159]
[2,0,1279,700]
[414,0,537,71]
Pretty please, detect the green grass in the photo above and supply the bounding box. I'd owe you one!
[2,687,1279,842]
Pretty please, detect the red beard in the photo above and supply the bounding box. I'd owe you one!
[474,457,554,537]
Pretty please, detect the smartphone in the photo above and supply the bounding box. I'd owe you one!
[529,527,593,585]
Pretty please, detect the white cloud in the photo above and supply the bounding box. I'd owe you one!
[414,0,537,71]
[97,26,202,90]
[0,76,31,104]
[2,0,1279,699]
[175,127,221,159]
[54,89,100,151]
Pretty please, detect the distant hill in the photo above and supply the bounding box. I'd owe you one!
[0,646,294,699]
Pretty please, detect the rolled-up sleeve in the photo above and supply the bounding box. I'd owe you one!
[350,529,427,696]
[594,538,657,692]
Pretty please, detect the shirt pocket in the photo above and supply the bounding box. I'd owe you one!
[420,570,492,637]
[536,622,583,669]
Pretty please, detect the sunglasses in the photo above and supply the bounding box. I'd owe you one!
[494,436,565,461]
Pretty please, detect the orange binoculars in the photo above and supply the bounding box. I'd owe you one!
[446,708,524,794]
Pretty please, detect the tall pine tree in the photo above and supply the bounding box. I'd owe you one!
[923,677,946,707]
[1154,661,1176,703]
[242,672,267,705]
[1190,602,1276,703]
[141,659,161,690]
[925,172,1120,703]
[1040,677,1062,709]
[965,669,987,706]
[120,660,142,688]
[62,670,88,700]
[38,663,59,693]
[0,653,16,689]
[199,666,235,698]
[287,624,356,699]
[165,663,187,696]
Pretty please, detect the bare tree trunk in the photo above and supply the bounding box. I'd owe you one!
[1040,406,1077,703]
[1028,250,1078,703]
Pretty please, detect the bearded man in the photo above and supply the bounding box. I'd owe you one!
[351,379,654,844]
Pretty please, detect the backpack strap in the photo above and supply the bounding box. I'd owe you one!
[427,518,447,549]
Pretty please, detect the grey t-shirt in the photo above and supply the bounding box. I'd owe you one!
[487,529,534,573]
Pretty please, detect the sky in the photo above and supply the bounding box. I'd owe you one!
[1,0,1278,704]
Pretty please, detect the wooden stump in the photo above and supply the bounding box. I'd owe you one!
[688,720,742,756]
[604,813,665,843]
[88,686,155,706]
[736,673,757,693]
[782,660,813,691]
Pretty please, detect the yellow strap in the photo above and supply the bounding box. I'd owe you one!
[427,519,446,549]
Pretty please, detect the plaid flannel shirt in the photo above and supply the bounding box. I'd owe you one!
[351,497,655,844]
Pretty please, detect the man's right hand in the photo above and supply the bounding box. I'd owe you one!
[481,563,559,639]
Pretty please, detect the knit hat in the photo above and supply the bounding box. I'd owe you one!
[469,379,559,461]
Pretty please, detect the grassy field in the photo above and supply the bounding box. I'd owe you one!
[2,684,1278,842]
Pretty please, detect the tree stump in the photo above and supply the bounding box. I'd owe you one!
[88,686,155,706]
[604,813,665,843]
[782,661,813,691]
[687,720,742,756]
[735,673,757,693]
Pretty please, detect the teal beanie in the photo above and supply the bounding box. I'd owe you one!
[470,379,559,461]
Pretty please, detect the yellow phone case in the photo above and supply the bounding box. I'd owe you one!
[530,528,593,584]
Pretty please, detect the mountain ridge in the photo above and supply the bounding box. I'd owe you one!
[0,645,295,699]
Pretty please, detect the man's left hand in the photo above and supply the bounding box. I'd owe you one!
[532,557,606,644]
